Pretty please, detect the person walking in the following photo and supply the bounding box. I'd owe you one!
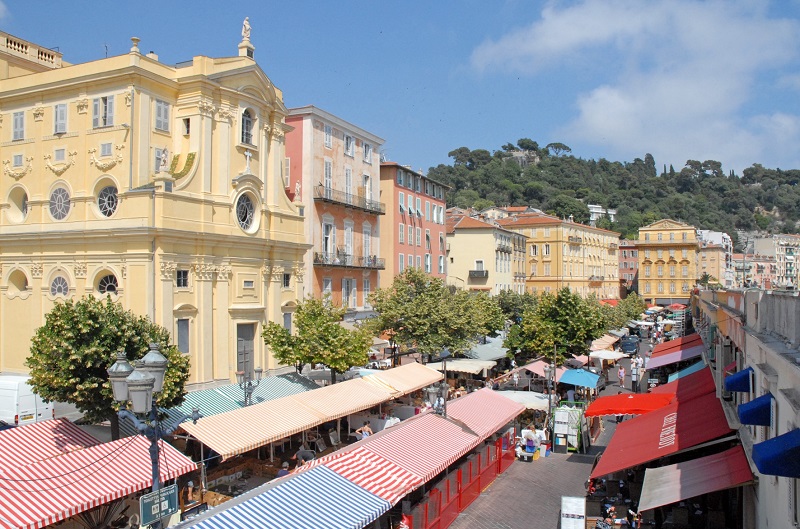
[617,364,626,387]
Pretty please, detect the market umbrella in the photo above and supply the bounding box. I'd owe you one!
[559,368,600,388]
[583,392,675,417]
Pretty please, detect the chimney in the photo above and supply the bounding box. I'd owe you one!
[146,51,159,61]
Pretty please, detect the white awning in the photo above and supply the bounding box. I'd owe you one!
[589,350,626,361]
[495,390,550,411]
[425,358,496,375]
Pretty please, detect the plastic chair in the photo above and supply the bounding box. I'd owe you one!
[329,431,341,447]
[315,437,327,453]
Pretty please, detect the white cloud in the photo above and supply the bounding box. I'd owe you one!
[0,2,7,20]
[471,0,800,173]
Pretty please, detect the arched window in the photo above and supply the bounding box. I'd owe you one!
[241,110,253,145]
[98,274,118,294]
[50,276,69,296]
[98,186,118,217]
[49,187,71,220]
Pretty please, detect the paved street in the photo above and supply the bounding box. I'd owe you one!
[449,340,651,529]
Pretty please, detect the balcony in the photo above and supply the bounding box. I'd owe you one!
[496,243,513,253]
[588,275,604,285]
[313,185,386,215]
[313,251,385,270]
[568,236,582,244]
[468,270,489,278]
[609,243,618,249]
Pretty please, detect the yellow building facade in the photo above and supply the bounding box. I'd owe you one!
[636,219,699,304]
[496,213,621,299]
[699,242,725,285]
[0,31,307,383]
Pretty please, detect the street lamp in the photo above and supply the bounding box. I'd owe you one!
[107,344,200,529]
[386,328,398,368]
[426,347,451,418]
[542,344,558,440]
[236,365,263,407]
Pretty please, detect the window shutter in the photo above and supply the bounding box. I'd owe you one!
[55,104,66,133]
[284,157,291,186]
[92,98,100,128]
[13,112,24,140]
[106,96,114,126]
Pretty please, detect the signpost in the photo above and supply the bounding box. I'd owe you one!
[140,484,179,527]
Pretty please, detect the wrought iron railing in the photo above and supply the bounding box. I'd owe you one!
[313,251,385,270]
[469,270,489,278]
[312,185,386,214]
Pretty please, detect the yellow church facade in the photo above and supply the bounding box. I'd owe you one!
[0,31,307,384]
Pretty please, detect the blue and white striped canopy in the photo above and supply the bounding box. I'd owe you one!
[192,465,391,529]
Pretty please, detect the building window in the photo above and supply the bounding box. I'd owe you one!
[670,265,676,277]
[323,221,336,254]
[236,193,255,231]
[658,282,664,293]
[397,169,404,185]
[645,233,650,241]
[682,249,688,259]
[342,278,355,307]
[176,270,189,288]
[416,198,422,217]
[12,154,23,167]
[399,254,404,273]
[439,234,445,252]
[98,274,118,294]
[657,265,663,277]
[92,96,114,128]
[155,100,170,132]
[657,250,663,259]
[644,283,651,293]
[54,149,65,162]
[544,244,551,256]
[408,254,414,268]
[399,191,405,213]
[363,279,371,308]
[241,109,254,144]
[425,254,431,273]
[644,265,651,276]
[98,186,118,217]
[416,227,421,246]
[54,104,67,134]
[13,111,24,140]
[682,233,688,240]
[438,255,445,274]
[363,143,372,162]
[544,263,551,276]
[49,187,71,220]
[475,259,485,271]
[183,118,191,135]
[670,282,676,293]
[344,135,354,156]
[408,225,413,245]
[323,277,332,296]
[283,273,291,288]
[682,265,688,277]
[425,230,431,250]
[243,280,255,289]
[530,245,538,256]
[101,142,113,157]
[416,255,421,269]
[425,201,430,221]
[399,223,405,244]
[324,125,332,148]
[49,276,69,297]
[177,318,190,354]
[644,249,650,259]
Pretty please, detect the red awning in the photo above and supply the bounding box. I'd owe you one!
[446,388,524,439]
[590,391,733,479]
[518,360,567,381]
[638,445,753,512]
[0,419,99,469]
[0,436,196,529]
[583,393,675,417]
[363,413,479,483]
[651,333,703,357]
[645,344,705,370]
[298,446,423,505]
[650,366,716,402]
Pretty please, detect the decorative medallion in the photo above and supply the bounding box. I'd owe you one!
[74,263,87,278]
[33,107,45,122]
[44,151,77,176]
[160,261,178,280]
[198,99,215,116]
[30,263,43,278]
[76,99,89,114]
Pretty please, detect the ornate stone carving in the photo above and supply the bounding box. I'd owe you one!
[33,107,45,121]
[120,264,127,279]
[3,157,33,180]
[217,106,235,123]
[124,91,133,107]
[74,263,87,278]
[89,145,125,171]
[160,260,178,280]
[269,266,285,282]
[76,99,89,114]
[198,99,215,116]
[216,265,232,281]
[30,263,43,278]
[44,151,77,176]
[193,263,217,281]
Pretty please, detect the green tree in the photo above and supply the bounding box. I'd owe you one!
[505,288,605,364]
[262,297,372,385]
[545,142,572,156]
[368,268,497,357]
[27,296,189,440]
[495,289,537,322]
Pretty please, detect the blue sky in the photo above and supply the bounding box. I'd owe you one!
[4,0,800,176]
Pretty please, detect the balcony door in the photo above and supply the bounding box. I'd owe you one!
[236,323,255,378]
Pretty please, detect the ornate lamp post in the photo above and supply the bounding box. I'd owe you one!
[426,347,451,418]
[107,344,200,529]
[236,365,263,407]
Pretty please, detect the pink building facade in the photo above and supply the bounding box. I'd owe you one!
[378,163,448,287]
[285,106,385,317]
[619,239,639,294]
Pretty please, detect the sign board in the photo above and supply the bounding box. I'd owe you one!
[140,484,178,527]
[648,378,659,388]
[560,496,586,529]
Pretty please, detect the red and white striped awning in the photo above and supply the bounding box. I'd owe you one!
[446,388,524,440]
[363,413,478,483]
[0,419,99,469]
[0,436,196,529]
[299,446,422,505]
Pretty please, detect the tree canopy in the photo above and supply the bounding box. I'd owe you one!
[262,297,372,384]
[427,140,800,239]
[367,268,504,357]
[27,296,189,439]
[503,288,606,364]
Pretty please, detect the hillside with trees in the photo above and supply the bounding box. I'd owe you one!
[426,139,800,247]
